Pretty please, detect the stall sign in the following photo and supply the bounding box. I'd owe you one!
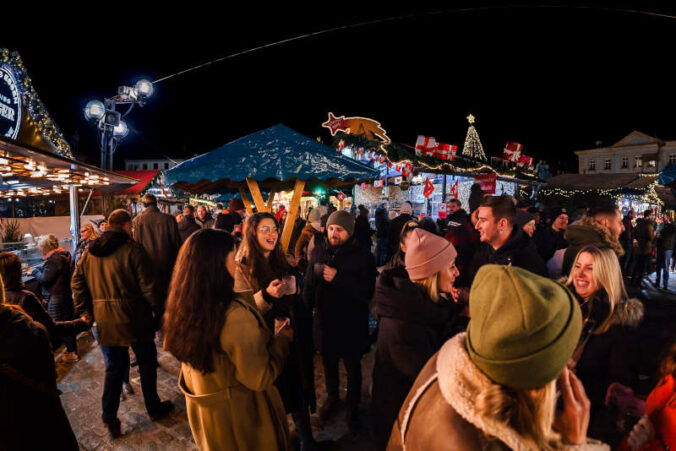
[0,65,21,140]
[475,173,497,194]
[335,192,346,202]
[438,203,447,219]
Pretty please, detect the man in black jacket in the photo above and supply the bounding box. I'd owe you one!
[177,204,201,242]
[533,207,569,264]
[468,195,547,284]
[303,210,377,436]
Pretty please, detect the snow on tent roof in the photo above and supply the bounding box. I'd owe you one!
[164,124,379,193]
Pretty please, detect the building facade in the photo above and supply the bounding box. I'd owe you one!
[124,158,184,171]
[575,130,676,175]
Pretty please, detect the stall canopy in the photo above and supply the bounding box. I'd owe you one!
[164,124,379,250]
[164,124,378,193]
[659,164,676,188]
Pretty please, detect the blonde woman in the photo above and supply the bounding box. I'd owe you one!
[564,245,645,437]
[372,228,459,448]
[29,234,78,361]
[389,265,607,450]
[73,224,99,268]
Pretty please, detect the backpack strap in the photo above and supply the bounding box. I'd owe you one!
[399,371,439,450]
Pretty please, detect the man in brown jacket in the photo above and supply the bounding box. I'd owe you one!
[72,209,173,438]
[132,194,181,314]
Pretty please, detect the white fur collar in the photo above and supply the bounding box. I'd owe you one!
[436,334,609,451]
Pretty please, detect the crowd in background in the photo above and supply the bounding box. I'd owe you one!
[1,187,675,450]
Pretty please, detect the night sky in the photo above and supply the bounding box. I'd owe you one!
[4,3,676,171]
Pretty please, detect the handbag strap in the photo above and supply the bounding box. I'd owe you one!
[0,363,60,397]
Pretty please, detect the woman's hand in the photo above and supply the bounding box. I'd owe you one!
[274,318,294,342]
[554,367,591,445]
[266,279,285,299]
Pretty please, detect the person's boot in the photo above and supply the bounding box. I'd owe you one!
[122,381,134,396]
[149,400,174,420]
[104,419,122,439]
[318,395,338,422]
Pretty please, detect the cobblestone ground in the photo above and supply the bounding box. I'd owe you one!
[58,334,378,450]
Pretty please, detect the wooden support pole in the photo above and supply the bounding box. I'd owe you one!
[281,179,305,252]
[238,186,254,215]
[246,178,269,212]
[266,189,277,212]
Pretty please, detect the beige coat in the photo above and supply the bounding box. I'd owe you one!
[388,333,609,451]
[178,291,290,451]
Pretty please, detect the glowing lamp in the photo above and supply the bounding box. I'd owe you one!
[113,121,129,138]
[84,100,105,121]
[135,79,154,98]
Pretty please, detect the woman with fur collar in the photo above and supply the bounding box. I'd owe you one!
[389,265,608,450]
[564,245,644,443]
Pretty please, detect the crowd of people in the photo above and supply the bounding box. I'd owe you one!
[1,189,674,450]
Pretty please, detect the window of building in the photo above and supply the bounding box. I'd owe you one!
[670,154,676,165]
[604,159,611,170]
[164,162,169,169]
[142,163,148,170]
[588,160,596,171]
[634,157,642,168]
[153,163,158,169]
[621,157,628,168]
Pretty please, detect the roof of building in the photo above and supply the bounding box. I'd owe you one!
[545,173,657,190]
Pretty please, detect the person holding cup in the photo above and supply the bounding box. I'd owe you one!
[234,213,318,449]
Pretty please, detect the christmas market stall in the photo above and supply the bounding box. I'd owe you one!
[538,172,666,213]
[323,112,543,218]
[163,124,378,250]
[0,48,138,262]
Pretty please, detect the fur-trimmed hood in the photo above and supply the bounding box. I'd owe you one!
[609,298,644,328]
[565,216,625,257]
[434,333,609,451]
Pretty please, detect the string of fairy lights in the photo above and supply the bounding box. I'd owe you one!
[0,49,72,158]
[538,179,664,206]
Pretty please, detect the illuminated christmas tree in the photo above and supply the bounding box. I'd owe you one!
[461,114,487,161]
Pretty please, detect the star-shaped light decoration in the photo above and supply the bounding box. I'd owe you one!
[322,112,349,135]
[467,114,476,125]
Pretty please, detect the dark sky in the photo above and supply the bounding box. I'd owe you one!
[4,2,676,171]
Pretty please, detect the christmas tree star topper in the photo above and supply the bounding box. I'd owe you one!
[467,114,476,125]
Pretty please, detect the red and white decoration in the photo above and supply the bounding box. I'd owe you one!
[451,180,459,199]
[423,177,435,198]
[503,141,523,162]
[415,135,457,161]
[517,155,535,170]
[335,192,347,201]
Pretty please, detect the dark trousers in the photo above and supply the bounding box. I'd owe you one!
[631,253,651,286]
[321,351,362,411]
[101,338,161,423]
[48,295,77,353]
[656,249,673,288]
[93,326,129,383]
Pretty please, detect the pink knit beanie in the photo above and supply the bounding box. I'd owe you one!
[405,229,458,280]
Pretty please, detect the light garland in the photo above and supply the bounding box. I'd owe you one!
[538,181,664,206]
[461,114,487,161]
[0,49,72,158]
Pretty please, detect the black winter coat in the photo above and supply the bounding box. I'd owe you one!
[575,293,645,434]
[533,226,568,263]
[178,215,201,242]
[375,207,390,239]
[4,288,88,350]
[371,266,458,447]
[388,213,413,254]
[0,305,78,450]
[468,226,547,284]
[303,237,377,356]
[33,249,72,303]
[354,215,374,251]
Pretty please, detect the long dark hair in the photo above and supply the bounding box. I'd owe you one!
[0,252,23,290]
[163,229,236,373]
[241,213,290,292]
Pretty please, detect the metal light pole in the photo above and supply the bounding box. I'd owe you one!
[85,79,153,170]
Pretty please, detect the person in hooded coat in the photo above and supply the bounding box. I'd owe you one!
[30,234,78,360]
[0,299,79,450]
[371,229,460,448]
[178,205,202,242]
[388,202,413,255]
[354,205,375,252]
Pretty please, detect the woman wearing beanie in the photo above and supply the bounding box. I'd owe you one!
[389,265,608,450]
[564,245,644,442]
[371,229,461,448]
[234,213,319,449]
